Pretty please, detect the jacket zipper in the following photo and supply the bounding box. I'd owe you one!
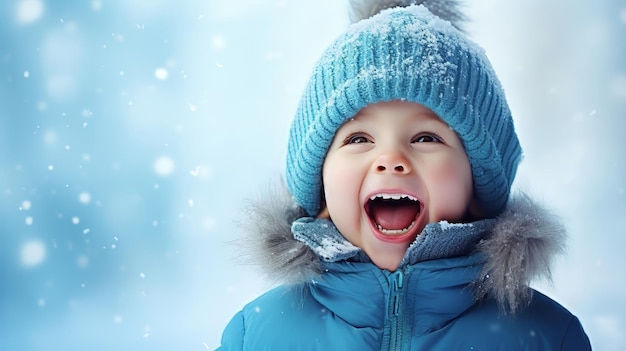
[387,270,405,350]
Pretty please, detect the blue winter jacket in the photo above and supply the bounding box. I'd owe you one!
[217,196,591,350]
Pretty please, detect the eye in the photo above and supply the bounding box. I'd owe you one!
[343,133,371,145]
[412,133,443,143]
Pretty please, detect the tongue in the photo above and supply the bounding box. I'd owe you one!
[371,201,419,230]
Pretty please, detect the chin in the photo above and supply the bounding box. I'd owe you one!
[370,255,403,272]
[365,233,413,272]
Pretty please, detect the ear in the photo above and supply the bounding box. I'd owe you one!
[467,197,485,221]
[317,206,330,219]
[316,186,330,219]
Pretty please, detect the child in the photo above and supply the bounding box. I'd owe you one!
[217,1,591,349]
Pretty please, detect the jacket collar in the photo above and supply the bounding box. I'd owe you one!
[291,217,495,267]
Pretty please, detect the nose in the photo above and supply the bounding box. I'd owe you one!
[374,151,411,174]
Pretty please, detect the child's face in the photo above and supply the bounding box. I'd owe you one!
[320,100,474,270]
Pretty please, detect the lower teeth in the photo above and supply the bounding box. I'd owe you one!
[377,221,415,235]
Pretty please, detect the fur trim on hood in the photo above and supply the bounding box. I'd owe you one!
[237,185,566,315]
[472,193,567,314]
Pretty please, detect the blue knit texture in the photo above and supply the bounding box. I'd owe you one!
[286,5,522,217]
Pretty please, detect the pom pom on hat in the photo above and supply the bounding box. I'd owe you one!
[286,2,522,218]
[348,0,466,29]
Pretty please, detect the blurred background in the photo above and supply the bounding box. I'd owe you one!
[0,0,624,350]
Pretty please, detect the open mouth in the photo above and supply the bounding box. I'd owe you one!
[365,193,422,240]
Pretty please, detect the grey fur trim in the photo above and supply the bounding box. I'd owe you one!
[347,0,467,30]
[473,194,567,314]
[236,183,320,286]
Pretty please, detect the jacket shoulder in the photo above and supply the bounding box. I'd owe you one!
[238,286,324,348]
[524,290,591,350]
[226,285,382,350]
[217,287,314,350]
[217,311,244,351]
[436,289,591,350]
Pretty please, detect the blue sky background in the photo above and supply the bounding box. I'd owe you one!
[1,0,624,350]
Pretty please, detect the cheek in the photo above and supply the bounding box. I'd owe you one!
[321,154,367,228]
[321,159,354,209]
[427,155,473,218]
[439,157,472,192]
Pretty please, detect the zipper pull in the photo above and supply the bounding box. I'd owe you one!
[390,270,404,316]
[392,270,404,290]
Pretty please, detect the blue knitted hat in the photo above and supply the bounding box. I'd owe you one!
[286,3,522,218]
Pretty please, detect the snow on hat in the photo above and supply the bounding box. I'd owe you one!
[286,2,522,218]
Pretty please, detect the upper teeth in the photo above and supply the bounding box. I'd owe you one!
[370,193,418,201]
